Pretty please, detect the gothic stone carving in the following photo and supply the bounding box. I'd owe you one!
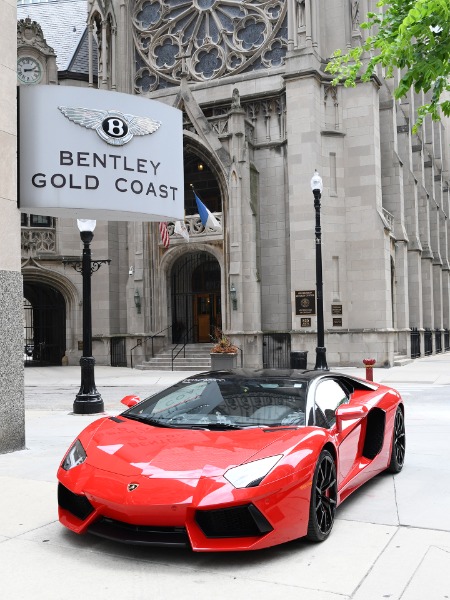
[17,17,56,57]
[133,0,288,93]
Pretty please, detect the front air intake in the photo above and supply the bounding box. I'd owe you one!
[58,483,94,521]
[195,504,273,538]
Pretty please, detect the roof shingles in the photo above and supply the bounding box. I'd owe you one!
[17,0,88,71]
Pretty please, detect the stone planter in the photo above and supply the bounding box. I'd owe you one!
[210,352,238,371]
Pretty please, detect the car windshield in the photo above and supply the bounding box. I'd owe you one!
[122,376,307,429]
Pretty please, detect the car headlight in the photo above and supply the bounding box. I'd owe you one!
[62,439,87,471]
[224,455,283,489]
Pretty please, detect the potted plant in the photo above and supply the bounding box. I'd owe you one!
[210,330,239,370]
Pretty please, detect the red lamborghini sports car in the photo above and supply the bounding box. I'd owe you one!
[57,369,405,551]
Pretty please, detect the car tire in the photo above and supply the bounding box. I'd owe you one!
[306,449,337,542]
[387,407,405,474]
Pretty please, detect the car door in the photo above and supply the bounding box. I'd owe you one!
[314,379,362,487]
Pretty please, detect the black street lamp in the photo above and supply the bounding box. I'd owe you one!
[69,219,110,414]
[311,171,329,371]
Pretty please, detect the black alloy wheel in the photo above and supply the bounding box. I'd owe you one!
[306,449,337,542]
[387,407,405,473]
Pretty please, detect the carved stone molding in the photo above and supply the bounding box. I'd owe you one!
[162,213,223,246]
[17,17,56,57]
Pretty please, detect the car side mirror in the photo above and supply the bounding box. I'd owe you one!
[120,395,141,408]
[335,404,368,433]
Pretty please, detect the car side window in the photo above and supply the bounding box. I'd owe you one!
[314,380,349,428]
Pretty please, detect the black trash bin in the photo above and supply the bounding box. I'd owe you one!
[290,351,308,369]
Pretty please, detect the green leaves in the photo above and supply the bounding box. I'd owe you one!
[325,0,450,130]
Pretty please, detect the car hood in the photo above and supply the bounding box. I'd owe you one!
[82,416,313,478]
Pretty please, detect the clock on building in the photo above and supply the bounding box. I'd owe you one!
[17,56,43,84]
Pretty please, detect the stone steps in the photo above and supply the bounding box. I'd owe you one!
[136,343,214,371]
[393,353,414,367]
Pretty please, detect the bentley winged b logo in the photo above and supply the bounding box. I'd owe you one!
[58,106,161,146]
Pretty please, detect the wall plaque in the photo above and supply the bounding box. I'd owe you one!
[301,318,311,327]
[333,318,343,327]
[332,305,342,315]
[295,290,316,315]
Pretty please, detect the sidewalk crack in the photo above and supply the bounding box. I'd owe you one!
[398,545,450,599]
[349,527,401,599]
[393,475,400,526]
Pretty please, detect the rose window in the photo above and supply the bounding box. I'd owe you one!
[133,0,287,93]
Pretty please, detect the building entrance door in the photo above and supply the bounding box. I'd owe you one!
[194,293,221,342]
[171,252,221,343]
[23,282,66,366]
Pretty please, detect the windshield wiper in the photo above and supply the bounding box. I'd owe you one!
[124,414,245,430]
[198,422,243,430]
[123,414,178,428]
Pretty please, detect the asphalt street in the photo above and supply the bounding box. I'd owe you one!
[0,357,449,599]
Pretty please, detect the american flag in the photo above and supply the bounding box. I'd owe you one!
[159,222,170,248]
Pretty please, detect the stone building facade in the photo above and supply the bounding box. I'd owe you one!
[17,0,450,372]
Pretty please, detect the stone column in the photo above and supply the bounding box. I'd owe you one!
[227,93,262,367]
[440,202,450,332]
[287,0,296,51]
[443,269,450,335]
[285,63,394,365]
[0,0,25,453]
[432,208,444,334]
[101,19,108,89]
[433,259,443,330]
[418,187,434,326]
[396,109,423,352]
[379,95,410,353]
[118,0,133,94]
[305,0,312,46]
[285,72,321,361]
[111,25,117,90]
[88,22,93,87]
[408,249,423,326]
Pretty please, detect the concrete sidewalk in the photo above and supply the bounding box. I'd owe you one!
[23,364,196,411]
[23,351,450,388]
[22,354,450,409]
[0,356,449,599]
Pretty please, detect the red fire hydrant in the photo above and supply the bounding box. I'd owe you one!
[363,358,376,381]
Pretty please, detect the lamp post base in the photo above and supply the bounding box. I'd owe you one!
[73,394,104,415]
[73,356,104,414]
[314,347,329,371]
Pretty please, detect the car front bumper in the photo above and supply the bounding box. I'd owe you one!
[57,462,313,551]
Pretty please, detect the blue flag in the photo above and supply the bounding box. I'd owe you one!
[194,191,222,232]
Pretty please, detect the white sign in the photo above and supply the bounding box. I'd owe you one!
[19,86,184,221]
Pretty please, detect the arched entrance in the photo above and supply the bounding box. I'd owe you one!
[171,252,221,343]
[23,282,66,366]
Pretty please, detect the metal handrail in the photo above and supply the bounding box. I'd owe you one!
[129,339,142,369]
[171,324,196,371]
[238,345,243,368]
[146,325,172,357]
